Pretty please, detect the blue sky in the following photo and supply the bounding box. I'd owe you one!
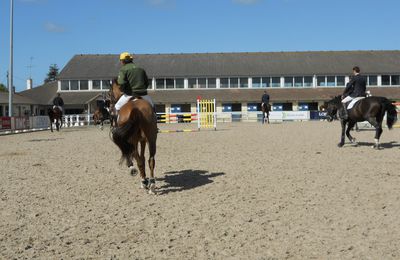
[1,0,399,92]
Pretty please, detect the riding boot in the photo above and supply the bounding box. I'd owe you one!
[341,103,348,120]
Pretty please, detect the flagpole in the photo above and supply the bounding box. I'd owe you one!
[8,0,14,117]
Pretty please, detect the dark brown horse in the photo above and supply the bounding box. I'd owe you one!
[93,99,118,130]
[261,103,271,124]
[325,95,397,149]
[109,79,158,194]
[48,107,62,132]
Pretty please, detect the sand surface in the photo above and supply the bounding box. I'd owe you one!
[1,121,400,259]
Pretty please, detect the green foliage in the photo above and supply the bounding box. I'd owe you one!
[44,64,59,83]
[0,83,8,92]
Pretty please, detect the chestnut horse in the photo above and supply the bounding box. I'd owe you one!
[109,79,158,194]
[48,107,62,132]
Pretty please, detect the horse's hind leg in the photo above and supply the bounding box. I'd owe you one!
[346,121,357,144]
[368,117,383,149]
[147,139,156,194]
[135,140,148,190]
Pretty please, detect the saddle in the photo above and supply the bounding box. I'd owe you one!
[347,97,365,110]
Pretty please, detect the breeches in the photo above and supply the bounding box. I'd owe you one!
[115,94,154,111]
[341,96,353,103]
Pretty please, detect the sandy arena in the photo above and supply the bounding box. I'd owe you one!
[1,121,399,259]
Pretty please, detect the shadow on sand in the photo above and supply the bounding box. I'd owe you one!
[354,141,400,149]
[156,169,225,195]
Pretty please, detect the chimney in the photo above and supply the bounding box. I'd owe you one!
[27,78,32,90]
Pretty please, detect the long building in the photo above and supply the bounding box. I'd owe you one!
[18,50,400,116]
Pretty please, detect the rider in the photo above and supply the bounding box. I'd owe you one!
[340,66,367,120]
[261,90,270,109]
[52,93,64,117]
[115,52,154,114]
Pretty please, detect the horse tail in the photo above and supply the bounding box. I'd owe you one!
[385,101,398,130]
[112,119,135,164]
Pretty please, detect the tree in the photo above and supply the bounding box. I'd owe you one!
[0,83,8,92]
[44,64,59,83]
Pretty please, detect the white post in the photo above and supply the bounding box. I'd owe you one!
[197,99,200,130]
[8,0,14,117]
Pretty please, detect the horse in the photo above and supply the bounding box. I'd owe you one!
[324,95,397,149]
[48,107,63,132]
[261,103,271,124]
[109,79,158,194]
[93,100,116,130]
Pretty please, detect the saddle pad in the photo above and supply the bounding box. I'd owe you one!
[347,97,365,110]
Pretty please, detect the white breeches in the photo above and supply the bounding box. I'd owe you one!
[115,94,154,111]
[53,105,63,112]
[341,96,353,103]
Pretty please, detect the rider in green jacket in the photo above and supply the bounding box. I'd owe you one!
[115,52,154,112]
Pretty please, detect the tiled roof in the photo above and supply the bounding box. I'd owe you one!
[18,81,58,105]
[58,50,400,80]
[0,92,36,104]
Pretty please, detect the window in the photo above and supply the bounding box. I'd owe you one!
[156,79,165,89]
[220,78,229,88]
[70,80,79,90]
[92,80,101,90]
[326,76,335,87]
[208,78,216,88]
[175,78,184,89]
[252,77,261,88]
[304,76,313,87]
[166,78,174,89]
[317,76,326,86]
[391,75,399,85]
[262,77,270,88]
[336,76,345,86]
[368,76,377,86]
[198,78,207,88]
[284,77,293,87]
[239,77,248,88]
[294,77,303,87]
[147,78,153,89]
[188,78,197,89]
[80,80,88,90]
[382,75,390,86]
[271,77,280,87]
[230,78,239,88]
[222,104,232,112]
[247,103,260,112]
[102,80,111,90]
[61,80,69,90]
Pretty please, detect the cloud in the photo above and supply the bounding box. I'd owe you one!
[233,0,261,5]
[44,22,66,33]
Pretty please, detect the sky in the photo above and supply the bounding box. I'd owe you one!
[0,0,399,92]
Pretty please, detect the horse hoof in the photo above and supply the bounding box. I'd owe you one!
[372,145,380,150]
[129,166,138,176]
[148,184,156,194]
[337,143,344,147]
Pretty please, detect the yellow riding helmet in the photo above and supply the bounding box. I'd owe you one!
[119,52,133,61]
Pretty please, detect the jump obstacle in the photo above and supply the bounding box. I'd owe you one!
[157,99,216,133]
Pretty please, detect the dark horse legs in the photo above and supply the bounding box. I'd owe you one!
[368,116,383,149]
[345,121,357,144]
